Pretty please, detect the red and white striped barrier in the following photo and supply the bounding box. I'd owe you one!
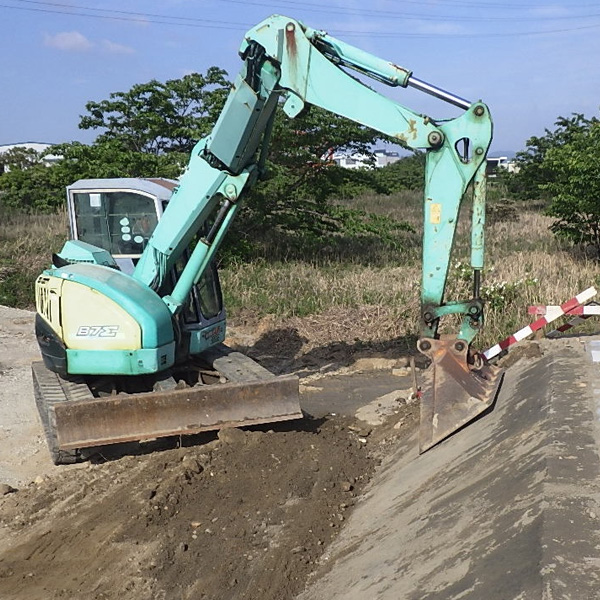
[528,304,600,316]
[482,286,597,361]
[546,302,599,338]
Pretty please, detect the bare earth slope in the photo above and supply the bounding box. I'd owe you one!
[299,339,600,599]
[6,304,593,599]
[0,306,61,486]
[0,305,416,600]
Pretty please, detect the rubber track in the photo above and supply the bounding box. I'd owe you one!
[31,362,94,465]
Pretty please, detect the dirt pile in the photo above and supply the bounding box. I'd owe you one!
[0,304,419,599]
[0,405,416,600]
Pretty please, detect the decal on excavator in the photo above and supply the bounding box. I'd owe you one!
[75,325,120,338]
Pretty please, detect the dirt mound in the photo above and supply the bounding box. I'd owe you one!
[0,406,416,600]
[0,304,418,599]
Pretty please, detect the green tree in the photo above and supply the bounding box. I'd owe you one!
[79,68,230,154]
[230,105,397,249]
[374,152,425,193]
[0,69,229,211]
[510,113,599,200]
[0,146,41,174]
[542,121,600,254]
[0,140,183,212]
[1,69,415,253]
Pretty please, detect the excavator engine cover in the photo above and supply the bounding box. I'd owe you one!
[417,337,503,453]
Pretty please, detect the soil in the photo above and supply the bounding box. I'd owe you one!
[0,306,419,600]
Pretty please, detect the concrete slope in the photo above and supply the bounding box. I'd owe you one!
[298,340,600,600]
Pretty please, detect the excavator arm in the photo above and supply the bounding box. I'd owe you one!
[133,15,502,451]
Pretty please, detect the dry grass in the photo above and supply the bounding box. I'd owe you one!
[223,203,600,350]
[0,210,67,307]
[3,197,599,352]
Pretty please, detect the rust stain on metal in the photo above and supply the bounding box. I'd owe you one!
[389,62,411,80]
[418,337,503,453]
[396,120,417,143]
[285,23,298,59]
[408,119,417,140]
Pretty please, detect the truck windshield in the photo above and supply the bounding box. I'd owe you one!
[72,190,159,257]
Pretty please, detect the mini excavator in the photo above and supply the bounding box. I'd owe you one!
[33,15,502,464]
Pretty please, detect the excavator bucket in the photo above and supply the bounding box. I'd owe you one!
[32,345,302,464]
[417,338,503,453]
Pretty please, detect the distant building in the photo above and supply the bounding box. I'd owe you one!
[0,142,62,173]
[486,156,519,177]
[333,148,518,176]
[332,148,402,170]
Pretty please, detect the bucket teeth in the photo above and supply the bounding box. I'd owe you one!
[417,337,503,453]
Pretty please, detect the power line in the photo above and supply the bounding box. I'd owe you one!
[2,0,600,38]
[263,0,600,9]
[13,0,600,25]
[217,0,600,22]
[13,0,254,26]
[334,21,600,38]
[0,2,254,30]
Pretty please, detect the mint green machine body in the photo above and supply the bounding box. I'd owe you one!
[35,14,501,462]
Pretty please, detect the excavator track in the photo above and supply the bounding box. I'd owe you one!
[32,361,95,465]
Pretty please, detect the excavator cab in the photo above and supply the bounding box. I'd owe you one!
[64,178,226,355]
[68,179,185,267]
[66,179,168,269]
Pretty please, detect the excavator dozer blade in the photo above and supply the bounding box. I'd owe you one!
[417,338,503,454]
[53,375,301,450]
[32,347,302,461]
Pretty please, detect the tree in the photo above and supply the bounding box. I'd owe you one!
[0,140,183,212]
[0,146,41,174]
[510,113,599,200]
[374,152,425,193]
[0,68,229,211]
[1,69,416,254]
[542,121,600,254]
[229,105,395,248]
[79,68,230,154]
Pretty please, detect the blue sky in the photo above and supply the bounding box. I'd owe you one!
[1,0,600,154]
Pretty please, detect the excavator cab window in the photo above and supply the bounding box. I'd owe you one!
[72,190,159,257]
[170,253,223,325]
[196,265,222,320]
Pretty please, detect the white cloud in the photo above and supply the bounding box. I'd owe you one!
[44,31,92,52]
[43,32,135,55]
[101,40,135,55]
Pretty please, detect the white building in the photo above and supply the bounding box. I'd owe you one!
[486,156,519,176]
[0,142,62,173]
[332,148,402,170]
